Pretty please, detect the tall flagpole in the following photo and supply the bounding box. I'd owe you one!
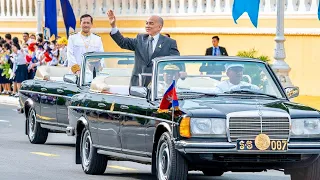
[36,0,44,35]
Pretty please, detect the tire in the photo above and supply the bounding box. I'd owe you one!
[80,128,108,175]
[156,132,188,180]
[202,169,224,176]
[290,157,320,180]
[27,108,48,144]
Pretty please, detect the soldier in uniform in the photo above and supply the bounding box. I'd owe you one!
[67,14,104,74]
[157,64,182,95]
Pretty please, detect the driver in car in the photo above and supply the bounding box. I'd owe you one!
[213,63,260,93]
[157,64,181,95]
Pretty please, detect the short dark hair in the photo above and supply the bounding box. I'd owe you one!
[5,34,11,40]
[23,32,29,36]
[165,33,170,38]
[4,43,11,51]
[212,36,220,41]
[0,39,5,45]
[30,34,36,38]
[80,14,93,23]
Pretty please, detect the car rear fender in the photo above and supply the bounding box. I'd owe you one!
[75,116,89,164]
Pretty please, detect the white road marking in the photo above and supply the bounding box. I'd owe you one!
[0,120,9,123]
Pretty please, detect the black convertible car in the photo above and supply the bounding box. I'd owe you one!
[19,52,135,144]
[64,54,320,180]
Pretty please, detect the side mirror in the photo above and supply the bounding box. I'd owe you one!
[285,86,299,99]
[130,86,148,98]
[63,74,78,84]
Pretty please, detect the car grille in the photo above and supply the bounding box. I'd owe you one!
[228,116,290,142]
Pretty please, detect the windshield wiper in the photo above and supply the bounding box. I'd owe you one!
[224,90,278,99]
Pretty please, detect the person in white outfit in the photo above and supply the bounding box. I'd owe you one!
[213,63,260,93]
[67,14,104,74]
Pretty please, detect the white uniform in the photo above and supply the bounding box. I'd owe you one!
[213,80,260,93]
[67,31,104,70]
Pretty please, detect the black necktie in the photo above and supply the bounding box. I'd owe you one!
[148,36,154,60]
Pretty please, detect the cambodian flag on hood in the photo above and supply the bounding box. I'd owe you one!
[157,80,180,113]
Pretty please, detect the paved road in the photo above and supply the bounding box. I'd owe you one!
[0,104,291,180]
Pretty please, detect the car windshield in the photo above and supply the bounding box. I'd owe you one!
[155,59,285,99]
[83,54,134,94]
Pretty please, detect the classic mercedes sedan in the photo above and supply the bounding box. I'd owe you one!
[18,52,134,144]
[67,55,320,180]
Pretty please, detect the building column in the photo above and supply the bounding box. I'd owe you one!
[271,0,293,88]
[36,0,44,35]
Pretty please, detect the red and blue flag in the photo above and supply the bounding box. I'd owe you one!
[157,80,180,113]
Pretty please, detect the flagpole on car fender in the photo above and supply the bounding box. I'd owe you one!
[171,79,176,137]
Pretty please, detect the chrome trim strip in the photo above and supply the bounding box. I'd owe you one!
[19,90,72,99]
[97,150,152,163]
[37,120,67,127]
[94,144,151,157]
[175,141,236,148]
[93,144,122,152]
[68,106,177,124]
[87,90,147,100]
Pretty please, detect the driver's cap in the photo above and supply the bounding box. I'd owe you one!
[225,63,244,72]
[163,64,180,71]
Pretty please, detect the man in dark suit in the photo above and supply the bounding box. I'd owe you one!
[201,36,228,80]
[205,36,228,56]
[107,10,180,87]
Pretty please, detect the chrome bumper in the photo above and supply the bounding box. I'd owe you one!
[175,141,320,154]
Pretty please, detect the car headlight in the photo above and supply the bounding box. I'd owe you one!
[190,118,226,137]
[291,119,320,136]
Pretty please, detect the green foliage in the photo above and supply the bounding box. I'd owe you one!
[236,48,270,63]
[0,63,11,79]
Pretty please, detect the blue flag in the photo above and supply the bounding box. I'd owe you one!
[318,0,320,20]
[232,0,261,28]
[60,0,76,37]
[45,0,57,38]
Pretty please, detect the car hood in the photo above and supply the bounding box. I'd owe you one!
[180,97,320,119]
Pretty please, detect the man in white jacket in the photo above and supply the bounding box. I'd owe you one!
[67,14,104,74]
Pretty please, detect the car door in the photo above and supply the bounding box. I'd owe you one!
[26,80,43,116]
[39,81,58,124]
[119,96,150,155]
[84,92,122,149]
[55,82,83,126]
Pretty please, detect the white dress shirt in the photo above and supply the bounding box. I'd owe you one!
[67,31,104,70]
[213,80,260,93]
[111,27,159,52]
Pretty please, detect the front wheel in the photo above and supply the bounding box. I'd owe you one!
[27,108,48,144]
[156,132,188,180]
[290,157,320,180]
[80,128,108,175]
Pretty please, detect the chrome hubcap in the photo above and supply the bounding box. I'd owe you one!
[158,141,170,180]
[28,110,36,140]
[81,130,92,167]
